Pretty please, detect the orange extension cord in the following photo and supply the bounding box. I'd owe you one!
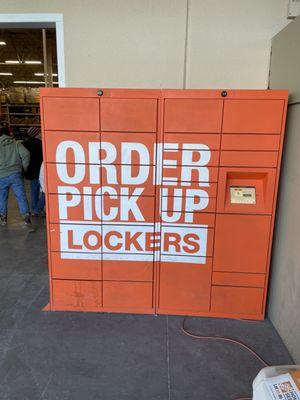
[182,317,270,400]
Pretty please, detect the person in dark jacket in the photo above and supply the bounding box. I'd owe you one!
[23,127,45,216]
[0,126,32,227]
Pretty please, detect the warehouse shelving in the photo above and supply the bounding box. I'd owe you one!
[1,103,40,125]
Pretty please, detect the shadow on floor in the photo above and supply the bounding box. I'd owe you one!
[0,190,294,400]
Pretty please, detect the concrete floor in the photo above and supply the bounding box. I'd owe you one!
[0,191,294,400]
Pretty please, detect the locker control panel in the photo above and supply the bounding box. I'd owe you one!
[230,187,256,204]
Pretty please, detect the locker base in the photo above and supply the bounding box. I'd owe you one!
[46,303,264,320]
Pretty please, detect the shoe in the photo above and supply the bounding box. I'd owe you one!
[0,214,7,227]
[31,212,39,217]
[23,213,35,232]
[24,213,32,225]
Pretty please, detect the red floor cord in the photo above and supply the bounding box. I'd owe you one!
[182,317,269,400]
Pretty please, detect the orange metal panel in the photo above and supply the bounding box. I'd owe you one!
[160,226,214,258]
[51,253,101,280]
[49,223,102,254]
[43,97,100,131]
[163,149,219,167]
[52,280,102,310]
[103,259,153,282]
[101,132,156,165]
[221,134,280,151]
[101,98,157,132]
[162,166,219,183]
[223,100,284,134]
[101,164,155,196]
[161,196,216,214]
[46,163,101,194]
[161,181,218,192]
[100,89,161,99]
[212,272,265,288]
[102,281,153,309]
[162,89,288,100]
[220,151,278,167]
[158,260,212,312]
[211,286,264,315]
[164,99,223,133]
[102,195,155,223]
[161,183,217,197]
[102,224,155,254]
[48,194,101,223]
[44,131,101,164]
[162,89,224,99]
[40,88,100,98]
[213,214,271,273]
[164,133,221,150]
[48,223,62,251]
[159,212,215,227]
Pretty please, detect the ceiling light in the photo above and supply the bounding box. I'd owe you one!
[25,61,42,64]
[14,80,45,84]
[5,60,20,64]
[0,41,6,45]
[0,72,13,76]
[34,72,58,77]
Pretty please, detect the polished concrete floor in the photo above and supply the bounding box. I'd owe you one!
[0,191,294,400]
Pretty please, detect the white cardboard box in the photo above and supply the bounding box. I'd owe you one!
[253,366,300,400]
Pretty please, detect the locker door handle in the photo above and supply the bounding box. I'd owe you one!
[221,90,228,97]
[97,89,104,96]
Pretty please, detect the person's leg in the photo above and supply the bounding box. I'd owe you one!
[30,179,41,215]
[0,176,10,225]
[10,172,30,217]
[36,190,45,214]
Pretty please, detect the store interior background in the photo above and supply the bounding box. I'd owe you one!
[0,28,57,139]
[0,0,299,366]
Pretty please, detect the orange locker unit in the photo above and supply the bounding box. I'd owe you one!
[41,88,288,320]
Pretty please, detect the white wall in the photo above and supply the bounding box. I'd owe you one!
[187,0,289,88]
[268,105,300,364]
[0,0,290,89]
[270,14,300,102]
[269,16,300,364]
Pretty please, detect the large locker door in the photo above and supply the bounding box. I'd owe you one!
[42,91,102,311]
[100,93,159,313]
[158,96,223,314]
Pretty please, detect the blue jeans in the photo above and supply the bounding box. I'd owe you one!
[30,179,45,214]
[0,172,30,216]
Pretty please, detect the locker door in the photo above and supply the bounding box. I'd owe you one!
[164,99,223,133]
[101,98,157,132]
[223,100,284,134]
[43,97,100,131]
[213,214,271,274]
[100,95,158,312]
[158,97,221,314]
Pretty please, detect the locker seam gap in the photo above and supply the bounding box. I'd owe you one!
[209,99,225,312]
